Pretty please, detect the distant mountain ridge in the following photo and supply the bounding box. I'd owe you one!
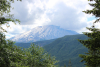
[9,25,79,43]
[14,38,56,48]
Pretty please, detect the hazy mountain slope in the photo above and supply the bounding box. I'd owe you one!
[14,39,56,48]
[43,34,91,67]
[9,25,79,43]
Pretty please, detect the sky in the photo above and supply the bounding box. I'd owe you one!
[1,0,100,39]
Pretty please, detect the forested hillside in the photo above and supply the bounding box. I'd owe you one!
[43,34,91,67]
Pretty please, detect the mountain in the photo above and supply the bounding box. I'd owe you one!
[14,34,91,67]
[9,25,79,43]
[14,38,56,48]
[42,34,91,67]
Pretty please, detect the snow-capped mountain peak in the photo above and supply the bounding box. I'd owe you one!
[9,25,79,43]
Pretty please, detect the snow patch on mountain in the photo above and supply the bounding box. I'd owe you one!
[9,25,79,43]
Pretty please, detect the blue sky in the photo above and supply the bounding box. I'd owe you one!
[1,0,100,39]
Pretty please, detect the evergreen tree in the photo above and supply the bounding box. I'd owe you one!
[82,0,100,28]
[77,0,100,67]
[77,27,100,67]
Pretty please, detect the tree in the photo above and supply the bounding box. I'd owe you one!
[0,32,27,67]
[0,0,21,33]
[82,0,100,28]
[0,33,60,67]
[77,0,100,67]
[0,0,23,67]
[77,27,100,67]
[24,43,59,67]
[0,0,60,67]
[0,0,24,66]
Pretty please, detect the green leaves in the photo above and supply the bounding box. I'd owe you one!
[0,32,59,67]
[24,43,59,67]
[0,0,21,33]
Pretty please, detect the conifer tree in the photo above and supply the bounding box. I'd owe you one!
[77,0,100,67]
[77,27,100,67]
[82,0,100,28]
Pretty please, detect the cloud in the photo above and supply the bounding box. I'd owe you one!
[7,0,45,25]
[2,0,100,39]
[44,0,95,30]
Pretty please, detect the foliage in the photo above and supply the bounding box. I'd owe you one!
[82,0,100,28]
[0,0,21,33]
[77,27,100,67]
[0,0,24,66]
[24,43,60,67]
[0,32,27,67]
[0,32,60,67]
[77,0,100,67]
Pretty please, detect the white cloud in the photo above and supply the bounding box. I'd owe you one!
[1,0,100,39]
